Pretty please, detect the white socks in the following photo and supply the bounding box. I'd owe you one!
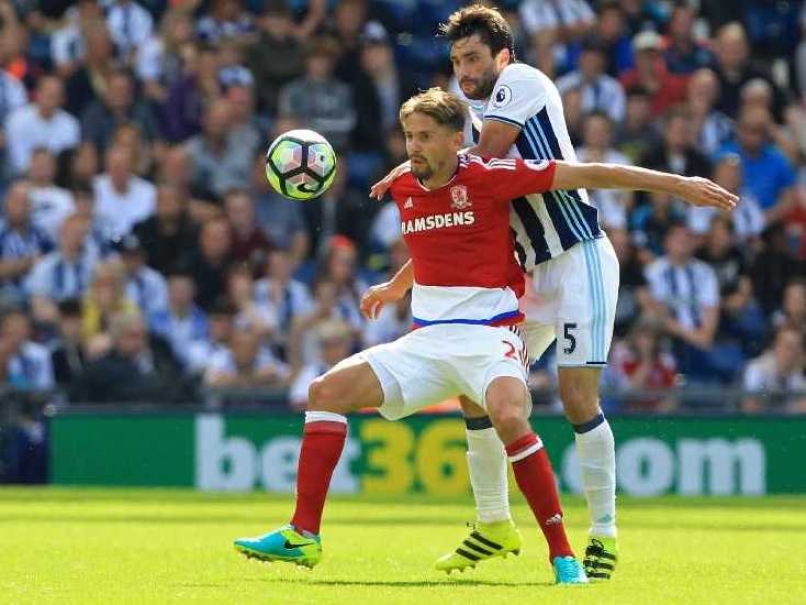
[574,417,617,538]
[466,425,511,523]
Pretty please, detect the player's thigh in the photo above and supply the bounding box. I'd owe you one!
[458,395,488,419]
[360,329,460,421]
[308,353,384,414]
[518,318,556,363]
[554,238,619,368]
[452,325,529,413]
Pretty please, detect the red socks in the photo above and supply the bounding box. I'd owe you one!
[506,433,574,560]
[290,414,347,535]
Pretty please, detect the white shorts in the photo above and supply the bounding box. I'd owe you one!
[361,323,528,421]
[521,237,619,367]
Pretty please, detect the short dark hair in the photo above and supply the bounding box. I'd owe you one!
[399,88,467,133]
[440,4,514,61]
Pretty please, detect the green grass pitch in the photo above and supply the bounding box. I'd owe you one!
[1,488,804,604]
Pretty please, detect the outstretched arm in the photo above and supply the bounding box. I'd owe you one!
[360,260,414,320]
[550,162,738,210]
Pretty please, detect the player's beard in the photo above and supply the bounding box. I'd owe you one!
[460,65,498,100]
[410,157,433,180]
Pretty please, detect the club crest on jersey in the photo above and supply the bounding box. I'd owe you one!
[450,185,471,210]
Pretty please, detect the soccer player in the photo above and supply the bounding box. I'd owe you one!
[234,88,736,584]
[368,5,735,579]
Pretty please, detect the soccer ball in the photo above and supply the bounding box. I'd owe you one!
[265,129,337,200]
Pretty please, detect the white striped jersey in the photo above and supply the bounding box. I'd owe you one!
[463,62,603,272]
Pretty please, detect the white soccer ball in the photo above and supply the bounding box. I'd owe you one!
[265,129,338,200]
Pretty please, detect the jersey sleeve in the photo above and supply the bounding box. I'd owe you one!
[484,66,548,128]
[482,158,557,201]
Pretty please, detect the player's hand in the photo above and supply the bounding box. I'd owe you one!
[360,282,406,320]
[369,161,411,200]
[678,177,739,211]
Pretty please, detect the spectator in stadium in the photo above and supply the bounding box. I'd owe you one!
[50,299,87,388]
[5,76,80,175]
[0,50,27,128]
[0,181,53,304]
[227,84,263,158]
[697,215,766,355]
[187,217,233,311]
[278,36,356,150]
[610,227,652,338]
[133,184,198,276]
[575,111,633,229]
[163,43,219,143]
[688,154,764,244]
[80,69,160,155]
[712,22,785,120]
[663,4,716,74]
[64,21,118,117]
[630,189,687,261]
[0,310,54,392]
[254,249,314,358]
[186,99,254,200]
[614,85,663,163]
[773,280,806,333]
[608,321,677,412]
[186,299,234,375]
[351,21,418,153]
[81,260,139,349]
[556,36,626,123]
[27,149,76,242]
[204,327,289,389]
[196,0,255,45]
[26,214,97,325]
[224,188,274,267]
[105,0,154,67]
[148,269,208,367]
[93,145,157,240]
[739,79,800,165]
[50,0,105,79]
[136,9,196,105]
[742,325,806,413]
[331,0,369,85]
[61,141,99,190]
[226,263,275,341]
[245,0,304,117]
[289,318,355,410]
[619,30,688,119]
[573,1,633,76]
[752,223,806,316]
[646,222,741,383]
[686,68,734,157]
[70,311,190,403]
[111,122,154,178]
[250,153,310,265]
[70,183,115,257]
[518,0,595,76]
[560,87,584,146]
[642,106,711,181]
[117,234,169,319]
[314,235,367,332]
[719,106,796,225]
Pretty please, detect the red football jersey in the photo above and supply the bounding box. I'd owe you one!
[390,154,557,326]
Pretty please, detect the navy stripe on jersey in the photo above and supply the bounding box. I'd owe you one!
[512,196,549,262]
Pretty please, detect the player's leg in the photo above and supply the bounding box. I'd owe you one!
[456,326,586,584]
[554,238,620,579]
[234,354,384,567]
[484,375,586,585]
[434,395,522,573]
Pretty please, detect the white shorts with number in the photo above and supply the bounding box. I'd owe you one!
[521,237,620,367]
[360,323,528,421]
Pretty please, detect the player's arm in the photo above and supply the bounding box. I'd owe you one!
[549,162,738,210]
[465,119,520,159]
[360,260,414,320]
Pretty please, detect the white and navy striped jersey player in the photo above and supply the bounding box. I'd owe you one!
[462,62,620,367]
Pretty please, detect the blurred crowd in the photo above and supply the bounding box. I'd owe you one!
[0,0,804,415]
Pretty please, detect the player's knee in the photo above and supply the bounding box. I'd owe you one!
[307,375,343,412]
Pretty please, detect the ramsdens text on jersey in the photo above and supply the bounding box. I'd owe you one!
[400,211,475,235]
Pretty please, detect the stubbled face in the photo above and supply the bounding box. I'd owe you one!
[402,112,462,182]
[450,34,501,101]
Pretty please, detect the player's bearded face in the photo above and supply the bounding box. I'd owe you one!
[460,62,498,100]
[403,115,457,182]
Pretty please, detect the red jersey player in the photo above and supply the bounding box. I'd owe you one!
[233,88,737,585]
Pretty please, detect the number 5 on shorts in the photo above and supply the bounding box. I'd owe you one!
[563,322,577,355]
